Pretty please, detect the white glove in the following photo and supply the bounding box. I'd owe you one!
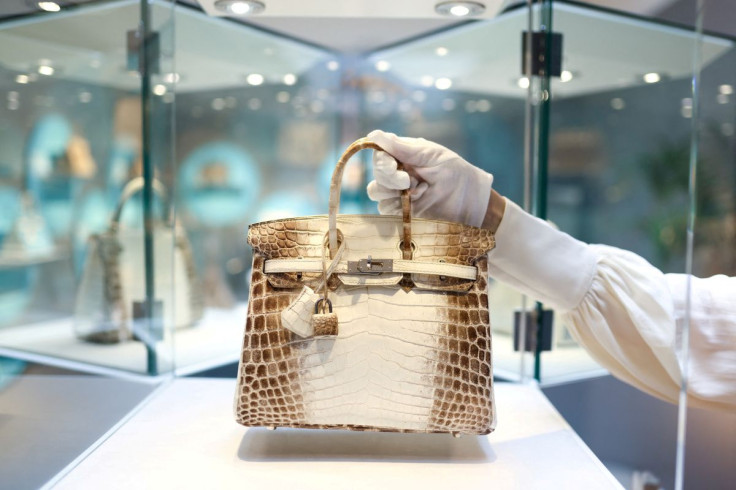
[366,130,494,227]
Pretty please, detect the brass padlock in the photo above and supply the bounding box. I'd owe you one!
[312,298,338,337]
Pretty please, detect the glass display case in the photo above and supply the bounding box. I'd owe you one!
[1,0,732,487]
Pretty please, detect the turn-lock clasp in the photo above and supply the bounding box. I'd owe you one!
[347,256,394,275]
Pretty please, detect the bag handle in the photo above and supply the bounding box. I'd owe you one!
[328,138,412,259]
[111,176,168,225]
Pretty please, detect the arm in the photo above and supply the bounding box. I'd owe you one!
[488,197,736,411]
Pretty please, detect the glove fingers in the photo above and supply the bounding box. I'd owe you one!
[372,150,411,190]
[368,129,429,166]
[377,198,402,216]
[367,180,401,202]
[411,181,429,200]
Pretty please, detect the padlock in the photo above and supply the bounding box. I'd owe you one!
[312,298,338,337]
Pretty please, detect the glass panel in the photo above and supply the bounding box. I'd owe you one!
[538,1,734,385]
[363,7,532,381]
[0,0,178,375]
[170,5,339,374]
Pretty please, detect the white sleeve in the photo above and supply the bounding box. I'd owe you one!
[488,198,736,411]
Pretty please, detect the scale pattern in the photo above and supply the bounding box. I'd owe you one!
[235,215,496,434]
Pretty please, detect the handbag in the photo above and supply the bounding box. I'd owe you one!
[74,177,203,344]
[234,138,497,435]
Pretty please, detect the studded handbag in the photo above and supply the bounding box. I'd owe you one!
[74,177,203,344]
[234,138,496,435]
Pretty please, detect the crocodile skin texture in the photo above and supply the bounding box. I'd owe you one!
[235,215,496,434]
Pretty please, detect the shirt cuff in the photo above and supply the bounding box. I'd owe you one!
[487,198,597,311]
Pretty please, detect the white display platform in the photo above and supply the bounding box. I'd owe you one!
[0,305,246,379]
[54,379,623,490]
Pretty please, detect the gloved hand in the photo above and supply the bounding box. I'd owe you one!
[366,130,494,227]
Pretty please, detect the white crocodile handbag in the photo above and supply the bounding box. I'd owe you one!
[74,177,203,343]
[234,139,497,435]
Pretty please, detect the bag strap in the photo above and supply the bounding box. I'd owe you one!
[328,138,411,260]
[111,177,167,226]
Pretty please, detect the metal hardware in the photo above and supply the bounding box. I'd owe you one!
[347,257,394,275]
[127,28,160,75]
[521,31,562,77]
[513,308,554,352]
[314,298,333,314]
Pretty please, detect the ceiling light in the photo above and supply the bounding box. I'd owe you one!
[420,75,434,87]
[375,60,391,72]
[37,2,61,12]
[643,72,660,84]
[246,73,264,85]
[15,74,29,84]
[560,70,573,82]
[517,77,530,89]
[38,65,54,76]
[211,98,225,111]
[163,73,180,84]
[435,78,452,90]
[476,99,491,112]
[610,98,625,110]
[248,98,262,110]
[435,47,449,57]
[435,2,485,17]
[214,0,265,15]
[153,84,167,96]
[719,84,733,95]
[283,73,297,86]
[327,60,340,71]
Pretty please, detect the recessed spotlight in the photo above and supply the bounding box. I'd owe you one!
[214,0,265,15]
[420,75,434,87]
[435,77,452,90]
[719,84,733,95]
[476,99,491,112]
[643,72,660,84]
[153,84,167,96]
[246,73,264,85]
[38,65,54,76]
[435,1,485,17]
[248,98,262,110]
[327,60,340,71]
[211,98,226,111]
[37,2,61,12]
[283,73,297,86]
[15,74,30,84]
[163,73,180,84]
[517,77,530,89]
[560,70,573,82]
[375,60,391,72]
[435,47,449,57]
[610,98,625,110]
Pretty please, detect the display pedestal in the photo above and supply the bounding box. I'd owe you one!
[55,379,622,489]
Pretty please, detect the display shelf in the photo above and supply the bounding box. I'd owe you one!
[0,304,246,379]
[51,379,623,490]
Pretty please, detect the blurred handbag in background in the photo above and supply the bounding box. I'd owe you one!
[74,177,203,344]
[234,139,497,435]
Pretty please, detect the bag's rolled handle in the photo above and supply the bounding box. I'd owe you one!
[328,138,411,259]
[112,176,168,225]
